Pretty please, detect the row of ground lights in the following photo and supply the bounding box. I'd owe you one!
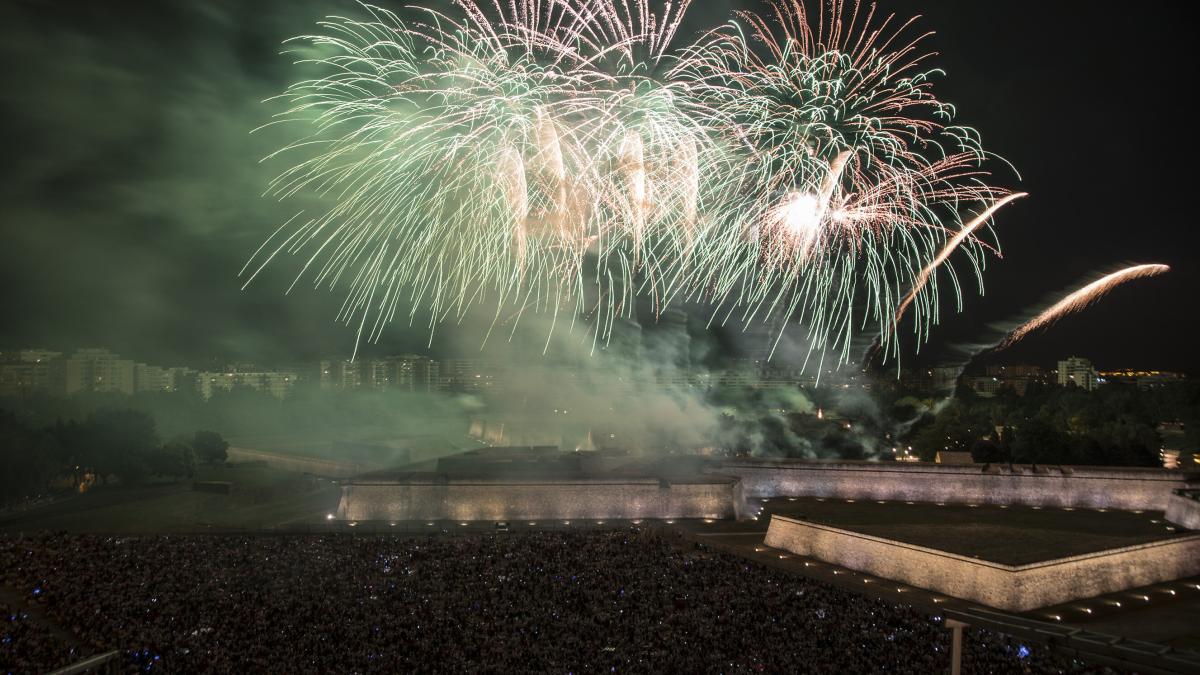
[326,517,738,525]
[1045,583,1200,621]
[751,546,952,606]
[778,497,1159,515]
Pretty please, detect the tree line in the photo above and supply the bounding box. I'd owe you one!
[0,408,228,508]
[902,379,1200,467]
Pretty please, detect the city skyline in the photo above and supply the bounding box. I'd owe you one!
[4,344,1188,403]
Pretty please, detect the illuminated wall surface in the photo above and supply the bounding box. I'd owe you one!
[1165,492,1200,530]
[716,460,1197,511]
[765,515,1200,611]
[338,477,746,521]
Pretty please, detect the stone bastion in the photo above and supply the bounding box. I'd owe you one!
[765,514,1200,611]
[713,459,1198,512]
[337,474,746,522]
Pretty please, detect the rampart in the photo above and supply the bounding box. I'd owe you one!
[337,476,746,522]
[1165,489,1200,530]
[716,459,1197,512]
[764,515,1200,611]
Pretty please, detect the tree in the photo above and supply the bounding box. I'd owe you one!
[193,430,229,465]
[0,411,59,506]
[970,439,1003,463]
[1012,417,1072,465]
[84,409,160,485]
[909,401,990,460]
[146,439,196,480]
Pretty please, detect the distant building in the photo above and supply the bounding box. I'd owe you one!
[985,364,1044,379]
[390,354,441,392]
[935,451,975,465]
[197,368,296,399]
[964,376,1004,398]
[929,366,961,391]
[1,349,62,364]
[898,366,961,393]
[64,349,136,395]
[364,360,394,389]
[317,354,443,392]
[3,348,204,397]
[966,364,1048,397]
[134,364,167,393]
[1057,356,1097,391]
[318,359,364,390]
[1098,369,1187,389]
[134,364,196,393]
[0,349,63,397]
[760,360,817,388]
[439,358,506,393]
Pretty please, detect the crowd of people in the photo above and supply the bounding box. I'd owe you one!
[2,530,1127,673]
[1,601,92,673]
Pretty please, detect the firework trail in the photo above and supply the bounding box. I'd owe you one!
[245,0,1015,364]
[893,193,1026,330]
[904,262,1172,408]
[861,191,1025,366]
[996,264,1170,349]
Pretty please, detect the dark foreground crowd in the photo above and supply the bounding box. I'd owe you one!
[2,530,1127,674]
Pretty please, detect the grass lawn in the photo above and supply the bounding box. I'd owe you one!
[0,464,341,534]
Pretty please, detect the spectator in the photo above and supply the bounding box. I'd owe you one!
[0,531,1126,674]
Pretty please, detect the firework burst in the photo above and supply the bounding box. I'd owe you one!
[247,0,1016,366]
[680,0,1013,365]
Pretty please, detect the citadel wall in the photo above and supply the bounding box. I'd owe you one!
[337,477,745,521]
[764,515,1200,611]
[718,459,1195,512]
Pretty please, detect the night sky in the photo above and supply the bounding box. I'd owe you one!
[0,1,1194,372]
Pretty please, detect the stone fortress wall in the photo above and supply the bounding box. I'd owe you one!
[764,515,1200,611]
[1165,489,1200,530]
[337,477,745,522]
[715,459,1198,512]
